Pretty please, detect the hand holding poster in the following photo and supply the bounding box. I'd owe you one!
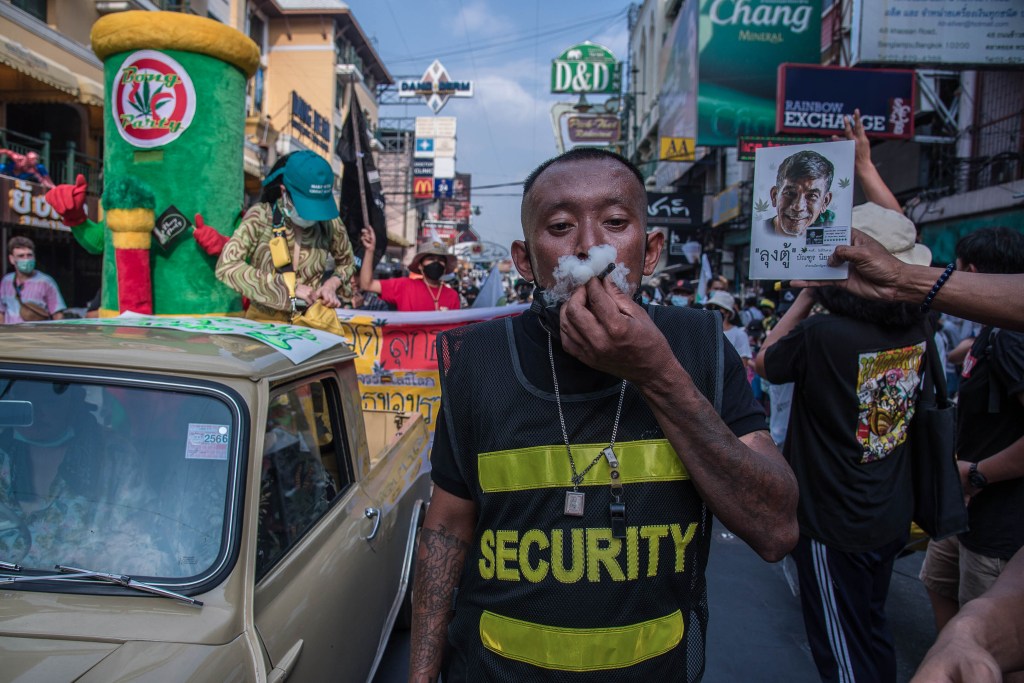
[749,139,854,280]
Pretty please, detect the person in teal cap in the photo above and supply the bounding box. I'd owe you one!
[212,151,355,322]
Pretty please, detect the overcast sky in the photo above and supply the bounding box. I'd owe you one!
[352,0,631,254]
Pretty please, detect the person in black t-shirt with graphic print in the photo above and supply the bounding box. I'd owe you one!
[917,228,1024,651]
[755,206,933,683]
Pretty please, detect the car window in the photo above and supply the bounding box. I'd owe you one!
[256,377,349,577]
[0,376,237,581]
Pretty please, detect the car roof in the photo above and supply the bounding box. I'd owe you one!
[0,321,357,380]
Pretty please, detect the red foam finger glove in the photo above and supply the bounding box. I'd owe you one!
[45,173,88,227]
[192,213,229,256]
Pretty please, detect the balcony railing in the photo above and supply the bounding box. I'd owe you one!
[0,127,103,195]
[0,128,50,166]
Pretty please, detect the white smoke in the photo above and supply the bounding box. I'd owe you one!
[546,244,632,304]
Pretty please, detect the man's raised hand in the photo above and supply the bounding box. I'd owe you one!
[792,229,905,300]
[560,274,675,385]
[361,227,376,252]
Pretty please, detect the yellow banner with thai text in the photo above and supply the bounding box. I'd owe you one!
[335,305,528,433]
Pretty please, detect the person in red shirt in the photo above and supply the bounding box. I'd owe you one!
[359,229,460,311]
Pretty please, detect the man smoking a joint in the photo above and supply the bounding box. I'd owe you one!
[408,147,798,683]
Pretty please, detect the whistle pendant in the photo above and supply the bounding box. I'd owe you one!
[610,501,627,539]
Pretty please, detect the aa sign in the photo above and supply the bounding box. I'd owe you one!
[660,137,696,162]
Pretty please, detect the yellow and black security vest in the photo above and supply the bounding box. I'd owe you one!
[436,305,724,682]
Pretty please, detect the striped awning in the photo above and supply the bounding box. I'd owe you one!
[0,36,78,95]
[76,75,105,106]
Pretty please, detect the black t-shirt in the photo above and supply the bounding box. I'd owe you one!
[431,309,767,499]
[957,327,1024,560]
[764,314,927,552]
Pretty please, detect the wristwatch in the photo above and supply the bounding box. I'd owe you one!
[968,462,988,490]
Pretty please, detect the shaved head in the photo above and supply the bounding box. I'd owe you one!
[521,148,647,237]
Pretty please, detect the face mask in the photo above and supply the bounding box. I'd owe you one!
[422,262,446,281]
[670,295,687,306]
[530,285,563,343]
[15,258,34,274]
[641,295,651,305]
[280,197,316,228]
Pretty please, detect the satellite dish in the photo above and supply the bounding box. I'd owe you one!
[453,241,510,263]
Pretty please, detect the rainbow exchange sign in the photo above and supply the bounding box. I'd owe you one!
[777,65,916,139]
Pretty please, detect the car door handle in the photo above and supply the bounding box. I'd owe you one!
[363,507,381,541]
[266,639,303,683]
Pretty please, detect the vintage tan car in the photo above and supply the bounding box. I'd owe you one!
[0,319,432,681]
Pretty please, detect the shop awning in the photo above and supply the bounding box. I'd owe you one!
[243,142,264,178]
[76,75,105,106]
[0,37,78,95]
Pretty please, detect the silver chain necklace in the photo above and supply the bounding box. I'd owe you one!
[547,331,628,535]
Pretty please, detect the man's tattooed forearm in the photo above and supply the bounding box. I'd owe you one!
[409,524,471,680]
[414,525,471,614]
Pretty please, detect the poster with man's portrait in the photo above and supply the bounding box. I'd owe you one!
[749,139,854,280]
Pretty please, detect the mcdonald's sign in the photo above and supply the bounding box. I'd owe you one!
[413,176,433,199]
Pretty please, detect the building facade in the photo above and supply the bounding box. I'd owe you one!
[624,0,1024,292]
[0,0,111,307]
[1,0,407,307]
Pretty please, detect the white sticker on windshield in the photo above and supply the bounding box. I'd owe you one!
[185,423,230,460]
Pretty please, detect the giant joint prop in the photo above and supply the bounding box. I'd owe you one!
[56,11,259,315]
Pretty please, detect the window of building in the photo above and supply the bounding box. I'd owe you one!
[246,9,268,116]
[255,377,351,577]
[12,0,46,22]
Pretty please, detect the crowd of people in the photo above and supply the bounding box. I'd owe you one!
[408,144,1024,683]
[5,132,1024,683]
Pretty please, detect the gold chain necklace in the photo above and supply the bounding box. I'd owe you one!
[423,280,443,311]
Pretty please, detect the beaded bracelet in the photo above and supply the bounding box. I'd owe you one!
[920,263,955,313]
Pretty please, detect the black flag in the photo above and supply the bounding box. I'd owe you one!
[337,92,387,270]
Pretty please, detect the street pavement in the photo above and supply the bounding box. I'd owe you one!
[373,525,936,682]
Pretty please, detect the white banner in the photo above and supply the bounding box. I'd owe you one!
[853,0,1024,66]
[335,303,528,326]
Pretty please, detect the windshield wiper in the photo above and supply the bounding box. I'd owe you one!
[0,564,202,607]
[56,565,204,607]
[0,560,21,571]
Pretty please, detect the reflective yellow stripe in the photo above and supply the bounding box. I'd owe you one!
[478,440,688,493]
[479,609,684,671]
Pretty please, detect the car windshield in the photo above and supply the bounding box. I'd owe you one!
[0,376,237,581]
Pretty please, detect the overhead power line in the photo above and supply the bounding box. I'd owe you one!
[383,8,627,65]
